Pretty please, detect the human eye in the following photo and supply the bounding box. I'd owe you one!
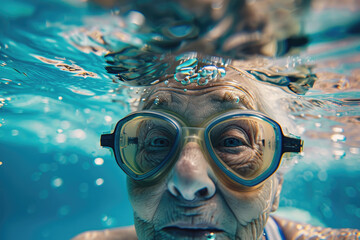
[135,125,175,171]
[137,120,173,147]
[219,137,244,147]
[215,127,250,153]
[213,130,261,177]
[148,136,170,149]
[143,126,174,151]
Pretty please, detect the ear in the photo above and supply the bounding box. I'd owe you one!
[271,173,284,212]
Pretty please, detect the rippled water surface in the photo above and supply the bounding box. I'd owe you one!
[0,0,359,239]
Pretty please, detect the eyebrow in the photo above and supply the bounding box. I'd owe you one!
[212,90,256,110]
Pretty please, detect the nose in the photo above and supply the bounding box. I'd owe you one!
[167,142,216,201]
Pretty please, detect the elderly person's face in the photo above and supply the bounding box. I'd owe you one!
[126,77,283,240]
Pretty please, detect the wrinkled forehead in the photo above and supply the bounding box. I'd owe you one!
[139,81,260,126]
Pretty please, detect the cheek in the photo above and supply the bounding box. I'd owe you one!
[127,178,166,221]
[219,177,278,226]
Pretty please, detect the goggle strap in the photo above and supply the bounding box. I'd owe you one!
[101,133,115,149]
[282,136,303,153]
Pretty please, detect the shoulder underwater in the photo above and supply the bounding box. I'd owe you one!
[72,226,137,240]
[273,216,360,240]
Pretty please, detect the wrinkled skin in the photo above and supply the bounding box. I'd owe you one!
[128,80,283,240]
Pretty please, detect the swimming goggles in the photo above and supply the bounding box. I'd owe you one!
[101,110,303,187]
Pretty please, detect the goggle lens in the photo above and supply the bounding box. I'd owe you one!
[207,116,280,182]
[117,116,178,176]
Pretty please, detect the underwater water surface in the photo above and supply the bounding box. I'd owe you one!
[0,0,360,239]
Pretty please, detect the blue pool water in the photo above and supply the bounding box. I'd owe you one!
[0,0,359,239]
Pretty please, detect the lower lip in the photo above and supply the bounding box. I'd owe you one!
[162,227,222,238]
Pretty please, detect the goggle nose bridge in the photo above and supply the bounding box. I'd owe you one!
[181,127,206,143]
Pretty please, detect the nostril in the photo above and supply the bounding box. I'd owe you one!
[168,183,213,201]
[196,187,209,198]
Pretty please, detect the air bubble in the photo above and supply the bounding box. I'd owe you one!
[333,149,346,160]
[94,158,104,165]
[104,115,112,123]
[303,171,314,182]
[127,11,145,27]
[154,97,160,105]
[51,177,63,188]
[206,232,216,240]
[101,215,116,227]
[197,77,208,86]
[71,129,86,140]
[174,58,226,86]
[55,154,67,164]
[320,203,333,218]
[95,178,104,186]
[332,127,343,133]
[11,129,19,136]
[331,134,346,142]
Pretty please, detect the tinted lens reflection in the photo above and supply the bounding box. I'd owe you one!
[209,117,277,180]
[119,116,177,175]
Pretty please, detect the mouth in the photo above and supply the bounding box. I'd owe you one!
[162,225,224,238]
